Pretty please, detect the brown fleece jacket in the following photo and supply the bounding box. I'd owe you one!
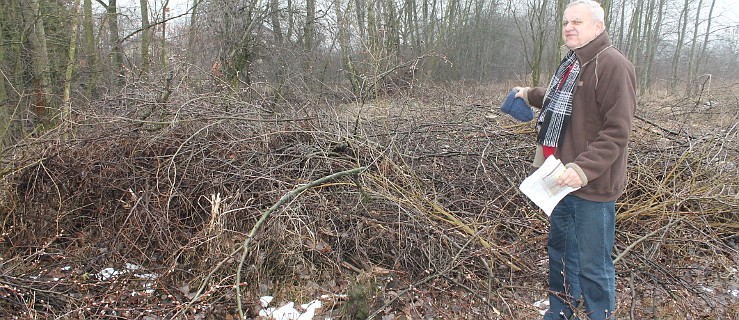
[522,31,637,202]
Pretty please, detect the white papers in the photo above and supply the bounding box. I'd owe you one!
[519,155,580,216]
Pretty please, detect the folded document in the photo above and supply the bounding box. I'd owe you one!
[519,155,581,216]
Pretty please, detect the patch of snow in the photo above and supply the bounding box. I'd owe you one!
[729,289,739,298]
[533,298,549,315]
[125,262,142,271]
[702,286,714,293]
[97,267,122,280]
[260,296,274,308]
[134,273,158,280]
[261,301,301,319]
[297,299,322,320]
[259,294,345,320]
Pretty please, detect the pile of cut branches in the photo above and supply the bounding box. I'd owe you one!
[0,83,736,319]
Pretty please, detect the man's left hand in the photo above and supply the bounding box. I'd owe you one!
[557,168,583,188]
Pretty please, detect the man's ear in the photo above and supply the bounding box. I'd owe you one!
[596,21,605,33]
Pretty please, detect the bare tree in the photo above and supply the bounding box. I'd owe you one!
[514,0,554,86]
[422,0,437,51]
[601,0,613,30]
[286,0,295,41]
[404,0,420,55]
[305,0,316,54]
[671,0,691,93]
[270,0,288,100]
[140,0,151,77]
[62,0,82,127]
[640,0,666,93]
[98,0,124,87]
[0,1,8,150]
[625,0,644,62]
[221,0,266,86]
[684,0,704,95]
[25,0,54,124]
[616,0,626,47]
[355,0,367,42]
[555,0,567,61]
[0,2,6,104]
[383,0,401,60]
[270,0,284,49]
[695,0,716,77]
[335,0,361,94]
[303,0,317,88]
[83,0,97,97]
[160,0,170,69]
[187,0,201,65]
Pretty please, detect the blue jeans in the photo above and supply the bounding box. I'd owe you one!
[543,195,616,320]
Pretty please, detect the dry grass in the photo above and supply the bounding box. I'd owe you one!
[0,80,737,319]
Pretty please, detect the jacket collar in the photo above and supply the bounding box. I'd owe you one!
[573,31,613,65]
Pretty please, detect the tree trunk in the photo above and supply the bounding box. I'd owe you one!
[139,0,151,78]
[6,1,24,101]
[600,0,613,30]
[695,0,716,79]
[638,0,656,93]
[355,0,366,41]
[405,0,419,54]
[617,0,625,47]
[304,0,315,53]
[646,0,665,93]
[26,0,54,125]
[62,0,82,127]
[671,0,690,93]
[686,0,704,95]
[270,0,286,101]
[286,0,294,40]
[626,0,644,63]
[187,0,199,64]
[160,0,169,69]
[335,0,361,94]
[0,2,6,104]
[83,0,97,97]
[555,0,567,62]
[270,0,283,47]
[224,0,262,87]
[515,0,550,86]
[383,0,400,60]
[366,0,377,52]
[424,0,437,49]
[108,0,124,87]
[0,2,9,150]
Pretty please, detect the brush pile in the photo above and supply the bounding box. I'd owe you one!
[1,83,737,319]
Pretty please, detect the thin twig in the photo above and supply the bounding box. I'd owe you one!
[613,218,682,265]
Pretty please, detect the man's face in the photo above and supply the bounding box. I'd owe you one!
[562,4,605,49]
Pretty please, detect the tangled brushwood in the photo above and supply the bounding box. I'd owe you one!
[0,83,737,319]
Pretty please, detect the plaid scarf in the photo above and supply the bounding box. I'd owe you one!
[537,51,580,148]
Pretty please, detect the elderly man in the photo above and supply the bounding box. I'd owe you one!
[515,1,636,319]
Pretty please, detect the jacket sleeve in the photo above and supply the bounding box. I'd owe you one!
[522,87,547,109]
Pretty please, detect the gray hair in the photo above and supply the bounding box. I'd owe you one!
[567,0,605,23]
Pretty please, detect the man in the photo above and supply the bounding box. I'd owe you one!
[515,1,636,319]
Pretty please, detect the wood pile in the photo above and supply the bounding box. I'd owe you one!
[0,84,736,318]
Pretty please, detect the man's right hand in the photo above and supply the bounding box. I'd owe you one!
[514,87,525,99]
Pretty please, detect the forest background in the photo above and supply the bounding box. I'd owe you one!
[0,0,737,319]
